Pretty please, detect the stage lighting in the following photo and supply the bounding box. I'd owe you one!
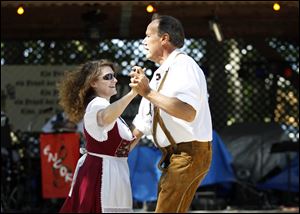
[209,20,223,42]
[146,4,156,13]
[17,6,24,15]
[273,3,280,11]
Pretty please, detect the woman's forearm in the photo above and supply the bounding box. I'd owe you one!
[97,91,137,126]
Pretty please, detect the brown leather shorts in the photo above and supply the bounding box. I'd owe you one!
[159,141,211,170]
[156,140,212,213]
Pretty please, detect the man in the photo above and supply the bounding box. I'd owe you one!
[129,15,213,213]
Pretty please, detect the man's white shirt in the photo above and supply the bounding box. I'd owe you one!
[133,49,213,147]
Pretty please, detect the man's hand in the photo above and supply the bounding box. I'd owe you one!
[129,66,151,97]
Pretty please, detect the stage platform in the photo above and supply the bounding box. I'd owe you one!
[133,207,299,213]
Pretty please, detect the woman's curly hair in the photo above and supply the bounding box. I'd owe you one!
[57,59,116,123]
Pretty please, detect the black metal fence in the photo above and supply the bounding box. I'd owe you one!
[1,38,299,212]
[1,38,299,141]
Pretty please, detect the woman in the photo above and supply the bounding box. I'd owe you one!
[58,59,138,213]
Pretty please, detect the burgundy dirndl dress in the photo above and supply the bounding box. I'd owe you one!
[60,97,134,213]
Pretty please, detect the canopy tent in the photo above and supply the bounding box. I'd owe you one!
[257,155,299,192]
[128,131,236,202]
[219,122,295,183]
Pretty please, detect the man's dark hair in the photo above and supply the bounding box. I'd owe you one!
[152,14,185,48]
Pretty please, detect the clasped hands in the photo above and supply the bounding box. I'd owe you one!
[129,66,151,97]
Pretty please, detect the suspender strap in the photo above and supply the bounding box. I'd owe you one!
[152,107,167,171]
[152,106,160,148]
[152,69,178,170]
[157,114,177,152]
[152,69,169,145]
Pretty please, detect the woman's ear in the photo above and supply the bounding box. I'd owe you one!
[90,80,96,88]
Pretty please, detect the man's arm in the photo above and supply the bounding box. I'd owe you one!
[145,89,196,122]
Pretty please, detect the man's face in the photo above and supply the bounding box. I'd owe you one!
[142,20,163,63]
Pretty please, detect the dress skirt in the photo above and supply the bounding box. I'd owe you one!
[60,152,132,213]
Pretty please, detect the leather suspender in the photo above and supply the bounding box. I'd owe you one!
[152,69,178,171]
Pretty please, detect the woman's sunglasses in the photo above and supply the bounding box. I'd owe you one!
[102,73,116,80]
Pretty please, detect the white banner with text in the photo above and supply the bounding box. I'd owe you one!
[1,65,76,132]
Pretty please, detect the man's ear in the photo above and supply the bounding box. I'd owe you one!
[161,33,170,45]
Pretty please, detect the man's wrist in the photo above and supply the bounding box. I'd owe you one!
[144,88,152,99]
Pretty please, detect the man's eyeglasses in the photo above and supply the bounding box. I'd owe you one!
[102,73,116,80]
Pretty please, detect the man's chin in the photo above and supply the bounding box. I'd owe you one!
[145,53,151,59]
[146,55,156,63]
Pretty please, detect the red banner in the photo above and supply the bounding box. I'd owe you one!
[40,132,80,198]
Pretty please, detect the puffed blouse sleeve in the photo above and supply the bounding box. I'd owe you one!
[83,97,116,142]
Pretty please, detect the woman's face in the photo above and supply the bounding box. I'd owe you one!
[90,65,118,100]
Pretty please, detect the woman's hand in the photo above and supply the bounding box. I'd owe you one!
[129,66,151,97]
